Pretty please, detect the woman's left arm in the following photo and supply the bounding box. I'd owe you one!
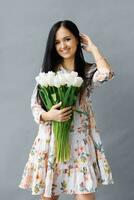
[80,33,115,85]
[91,45,115,82]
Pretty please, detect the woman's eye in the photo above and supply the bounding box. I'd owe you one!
[55,42,59,45]
[66,38,71,41]
[55,38,71,45]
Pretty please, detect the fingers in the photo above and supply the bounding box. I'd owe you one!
[80,33,92,43]
[52,103,72,113]
[60,106,72,113]
[62,117,71,122]
[58,107,72,122]
[61,110,72,117]
[57,115,72,122]
[80,33,89,38]
[80,36,89,45]
[52,102,62,109]
[80,33,88,40]
[51,104,73,122]
[57,106,73,122]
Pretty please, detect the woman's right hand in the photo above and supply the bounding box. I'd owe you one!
[48,102,72,122]
[47,102,73,122]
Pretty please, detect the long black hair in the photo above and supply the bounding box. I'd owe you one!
[37,20,94,110]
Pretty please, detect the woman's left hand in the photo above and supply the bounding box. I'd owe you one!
[80,33,97,53]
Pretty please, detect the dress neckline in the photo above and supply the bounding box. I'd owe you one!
[58,64,75,73]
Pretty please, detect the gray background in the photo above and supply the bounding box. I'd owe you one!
[1,0,134,199]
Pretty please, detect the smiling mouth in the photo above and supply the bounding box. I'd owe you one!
[60,49,70,53]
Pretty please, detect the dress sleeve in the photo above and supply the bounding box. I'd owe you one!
[90,63,115,89]
[30,83,46,124]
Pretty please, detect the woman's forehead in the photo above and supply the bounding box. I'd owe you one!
[55,27,73,40]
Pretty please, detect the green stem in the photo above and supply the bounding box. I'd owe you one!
[74,109,89,116]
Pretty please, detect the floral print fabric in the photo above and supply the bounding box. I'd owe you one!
[19,63,115,198]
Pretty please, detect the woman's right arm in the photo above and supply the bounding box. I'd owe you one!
[31,83,50,124]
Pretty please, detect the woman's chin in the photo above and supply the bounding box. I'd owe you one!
[60,53,74,59]
[61,55,71,59]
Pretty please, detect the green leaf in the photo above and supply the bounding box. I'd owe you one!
[74,109,89,116]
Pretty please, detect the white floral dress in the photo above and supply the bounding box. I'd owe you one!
[19,63,115,198]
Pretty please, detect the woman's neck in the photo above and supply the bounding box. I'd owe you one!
[61,59,75,71]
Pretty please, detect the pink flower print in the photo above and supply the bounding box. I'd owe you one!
[70,124,75,132]
[78,127,83,133]
[45,125,51,132]
[79,181,86,191]
[23,175,32,188]
[75,164,79,168]
[68,165,73,170]
[84,175,89,182]
[80,181,84,187]
[77,146,84,156]
[79,146,84,152]
[55,164,61,174]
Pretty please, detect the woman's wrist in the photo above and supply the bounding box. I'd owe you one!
[90,45,98,53]
[90,45,112,72]
[41,111,52,122]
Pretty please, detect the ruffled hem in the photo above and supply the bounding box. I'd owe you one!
[50,162,114,196]
[19,169,114,198]
[19,179,114,198]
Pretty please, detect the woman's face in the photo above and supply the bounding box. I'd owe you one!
[55,26,78,60]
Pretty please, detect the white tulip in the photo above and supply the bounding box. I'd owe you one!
[35,72,48,87]
[63,73,71,85]
[54,77,61,88]
[35,70,83,88]
[56,71,66,85]
[74,77,83,87]
[70,71,78,78]
[64,71,83,87]
[46,71,56,86]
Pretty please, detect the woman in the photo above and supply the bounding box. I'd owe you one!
[19,20,115,200]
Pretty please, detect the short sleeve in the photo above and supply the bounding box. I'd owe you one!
[31,83,46,124]
[88,63,115,89]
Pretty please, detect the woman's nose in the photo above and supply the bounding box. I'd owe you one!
[60,42,66,49]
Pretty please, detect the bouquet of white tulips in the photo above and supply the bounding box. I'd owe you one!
[35,70,88,163]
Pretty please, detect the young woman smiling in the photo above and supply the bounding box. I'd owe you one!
[19,20,115,200]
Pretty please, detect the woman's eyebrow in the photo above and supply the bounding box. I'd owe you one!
[55,35,71,42]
